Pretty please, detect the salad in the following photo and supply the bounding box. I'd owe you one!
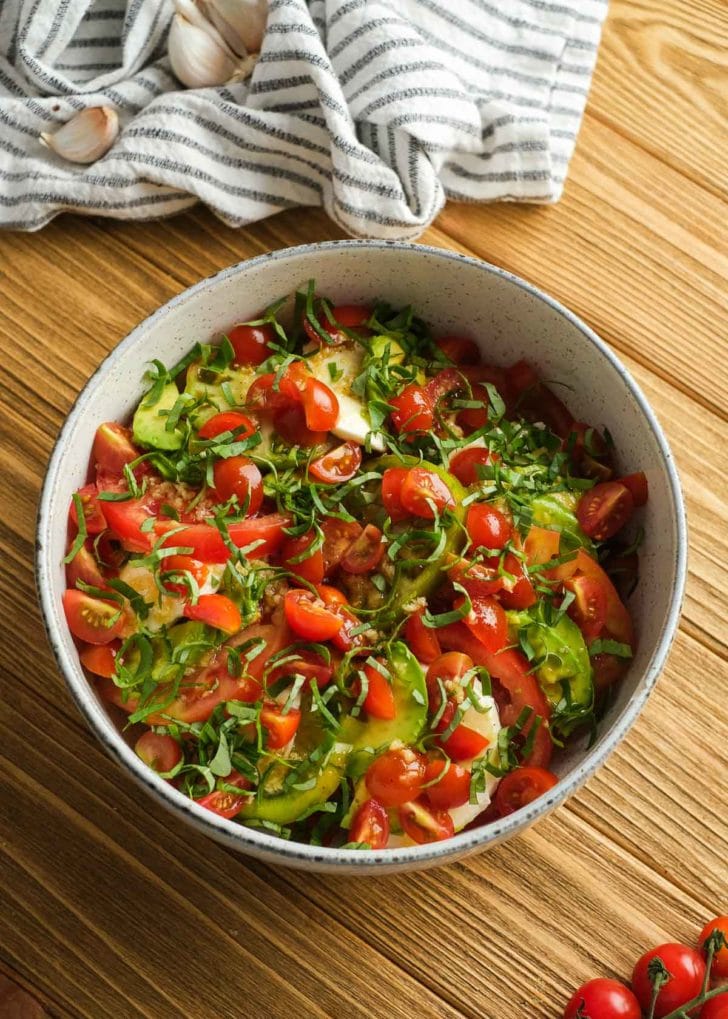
[61,285,648,850]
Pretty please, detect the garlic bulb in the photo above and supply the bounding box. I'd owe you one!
[39,107,119,164]
[168,9,238,88]
[199,0,267,56]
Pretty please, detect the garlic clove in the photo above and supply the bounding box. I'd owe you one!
[168,11,237,89]
[203,0,267,55]
[39,106,119,164]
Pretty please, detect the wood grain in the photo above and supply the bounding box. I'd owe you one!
[1,1,727,1016]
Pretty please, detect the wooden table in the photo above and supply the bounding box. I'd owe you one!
[1,2,726,1016]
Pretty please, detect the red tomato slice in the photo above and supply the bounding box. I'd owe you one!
[135,731,182,773]
[260,703,301,749]
[212,456,263,514]
[184,594,241,635]
[284,589,344,641]
[365,747,426,808]
[435,335,481,365]
[309,441,362,484]
[349,798,389,848]
[198,411,256,441]
[102,497,157,554]
[361,662,396,720]
[92,422,140,477]
[437,707,490,762]
[449,447,494,486]
[459,594,508,653]
[577,481,634,541]
[66,543,109,590]
[618,471,648,507]
[381,467,410,522]
[565,574,607,639]
[63,589,127,645]
[390,383,434,436]
[280,530,325,584]
[466,503,511,550]
[400,467,455,519]
[424,758,471,809]
[493,766,558,817]
[398,799,454,844]
[70,484,107,535]
[161,513,291,563]
[320,517,363,573]
[197,773,253,819]
[228,322,276,365]
[79,641,120,678]
[340,524,384,574]
[405,607,442,664]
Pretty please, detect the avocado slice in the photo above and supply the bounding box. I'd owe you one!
[184,362,256,428]
[133,381,184,451]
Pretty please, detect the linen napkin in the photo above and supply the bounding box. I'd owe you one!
[0,0,609,239]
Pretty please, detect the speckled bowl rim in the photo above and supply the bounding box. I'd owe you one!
[36,240,687,872]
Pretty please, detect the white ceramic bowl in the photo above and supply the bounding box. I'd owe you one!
[37,241,686,874]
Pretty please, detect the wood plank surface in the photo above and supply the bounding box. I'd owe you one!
[0,1,726,1017]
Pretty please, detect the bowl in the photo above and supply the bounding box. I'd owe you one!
[36,241,686,874]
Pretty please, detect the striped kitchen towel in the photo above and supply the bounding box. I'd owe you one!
[0,0,609,239]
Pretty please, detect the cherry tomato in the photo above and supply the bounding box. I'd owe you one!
[79,641,119,678]
[317,590,369,655]
[566,575,608,639]
[102,497,157,554]
[381,467,410,522]
[184,593,241,634]
[552,548,634,648]
[70,483,107,535]
[309,441,362,484]
[62,589,126,645]
[390,384,434,436]
[401,467,455,519]
[212,456,263,513]
[302,378,339,431]
[563,978,642,1019]
[466,503,512,550]
[328,304,371,329]
[316,584,348,608]
[273,403,328,447]
[449,447,493,486]
[618,471,649,507]
[577,482,635,541]
[435,703,490,762]
[591,652,627,694]
[425,368,466,406]
[229,321,276,365]
[456,382,490,433]
[92,422,140,477]
[365,747,426,808]
[523,526,560,568]
[498,551,537,610]
[632,943,706,1017]
[260,703,301,749]
[198,411,256,441]
[197,772,253,819]
[701,994,728,1019]
[303,303,371,345]
[398,799,454,844]
[320,517,363,573]
[700,916,728,981]
[360,663,396,720]
[493,766,558,817]
[436,335,481,365]
[424,758,471,809]
[507,359,575,439]
[459,594,508,652]
[135,732,182,774]
[284,589,344,641]
[449,558,504,598]
[341,524,384,574]
[162,513,291,563]
[161,555,208,598]
[349,798,389,849]
[405,607,442,664]
[66,543,109,590]
[280,530,325,584]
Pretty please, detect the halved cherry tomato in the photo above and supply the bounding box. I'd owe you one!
[507,359,574,439]
[566,574,607,639]
[341,525,384,574]
[309,441,362,484]
[466,503,511,550]
[102,497,158,554]
[328,304,371,329]
[70,484,107,535]
[552,548,634,647]
[498,551,537,610]
[700,916,728,981]
[79,641,119,678]
[381,467,410,522]
[426,651,473,708]
[161,513,291,563]
[349,798,389,849]
[424,758,471,809]
[320,517,363,573]
[273,403,328,447]
[577,481,634,541]
[316,585,369,654]
[523,525,560,569]
[618,471,649,508]
[449,447,493,486]
[161,555,208,597]
[632,944,706,1018]
[563,979,642,1019]
[184,593,241,634]
[365,747,426,808]
[493,766,558,816]
[198,411,256,441]
[401,468,455,519]
[280,530,325,585]
[449,558,504,598]
[361,662,395,720]
[398,799,454,844]
[197,771,253,819]
[424,368,465,405]
[459,594,508,652]
[591,652,627,694]
[260,703,301,749]
[390,384,434,436]
[92,422,140,477]
[229,321,276,365]
[303,303,371,346]
[135,732,182,773]
[62,589,126,645]
[66,543,109,590]
[405,607,442,664]
[435,702,490,762]
[303,378,339,431]
[212,456,263,514]
[456,383,489,433]
[284,589,344,641]
[436,335,481,365]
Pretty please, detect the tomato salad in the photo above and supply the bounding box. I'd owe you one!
[62,285,647,850]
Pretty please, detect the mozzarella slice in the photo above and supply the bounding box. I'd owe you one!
[118,562,223,632]
[306,343,385,450]
[447,688,502,832]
